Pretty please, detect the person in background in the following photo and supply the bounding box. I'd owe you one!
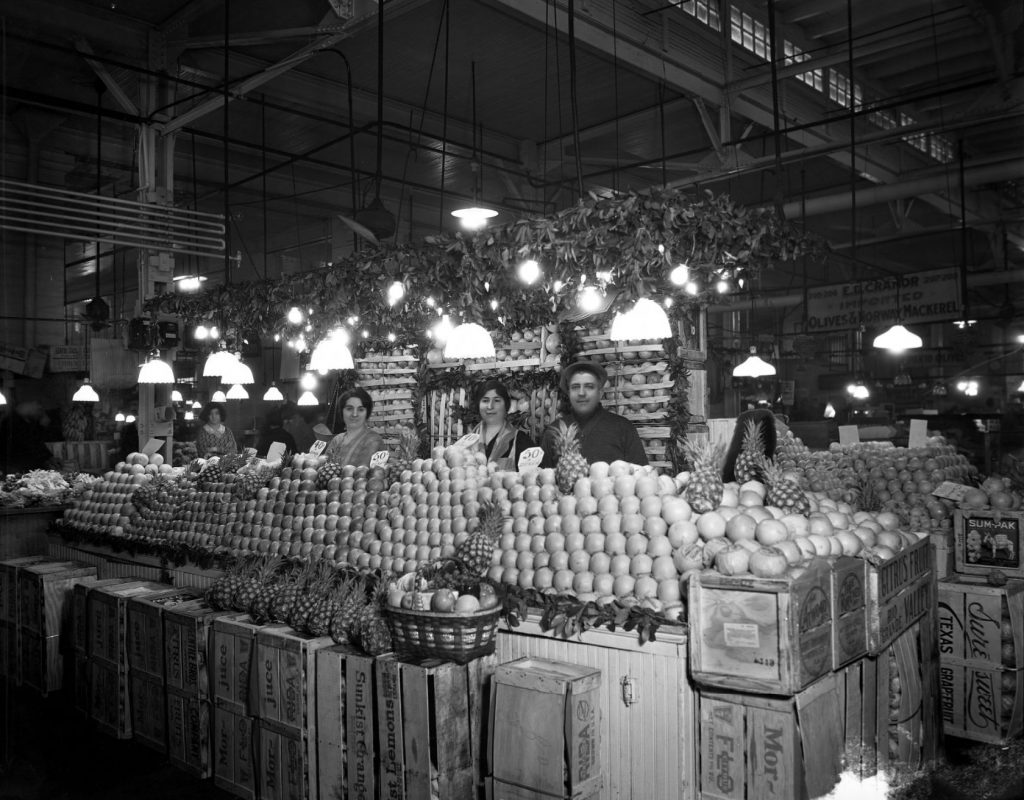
[195,402,238,458]
[255,408,297,458]
[310,405,334,442]
[0,399,61,472]
[283,403,315,454]
[324,387,386,467]
[470,378,535,471]
[540,360,647,468]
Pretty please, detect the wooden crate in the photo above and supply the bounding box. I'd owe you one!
[495,619,695,800]
[164,598,233,700]
[89,654,132,738]
[953,510,1024,578]
[126,587,201,679]
[214,701,258,800]
[938,660,1023,744]
[167,688,214,779]
[374,653,496,800]
[257,719,315,800]
[937,576,1023,668]
[18,560,97,637]
[688,558,834,695]
[19,631,62,695]
[697,674,845,800]
[71,577,141,655]
[866,536,933,654]
[130,669,168,753]
[831,556,868,669]
[835,622,940,778]
[0,620,16,680]
[87,580,173,665]
[315,644,374,800]
[490,657,603,800]
[253,625,334,733]
[212,614,289,715]
[0,555,48,624]
[930,531,953,580]
[486,777,603,800]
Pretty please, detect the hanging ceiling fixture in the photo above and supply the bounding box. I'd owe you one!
[443,322,495,359]
[297,390,319,406]
[0,389,7,406]
[309,329,355,374]
[211,389,228,403]
[220,355,254,385]
[452,62,498,230]
[226,383,249,400]
[138,351,176,384]
[873,323,922,352]
[262,383,285,402]
[609,298,672,341]
[203,344,238,377]
[732,346,777,378]
[71,378,100,403]
[846,381,870,400]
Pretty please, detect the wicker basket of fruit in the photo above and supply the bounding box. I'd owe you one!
[385,603,502,664]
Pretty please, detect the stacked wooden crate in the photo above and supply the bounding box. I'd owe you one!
[85,580,173,738]
[357,348,419,449]
[125,587,202,752]
[0,556,48,682]
[16,559,97,694]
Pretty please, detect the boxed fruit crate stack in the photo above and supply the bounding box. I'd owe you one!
[357,348,419,449]
[16,559,97,695]
[424,325,560,448]
[937,575,1023,744]
[0,556,48,682]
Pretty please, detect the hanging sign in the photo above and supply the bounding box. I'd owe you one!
[0,342,46,378]
[802,267,961,333]
[49,345,89,373]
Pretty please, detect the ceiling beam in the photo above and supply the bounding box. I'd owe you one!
[75,38,140,117]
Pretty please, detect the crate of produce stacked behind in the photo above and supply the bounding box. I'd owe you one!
[356,348,418,449]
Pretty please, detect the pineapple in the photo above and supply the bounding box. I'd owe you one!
[454,501,504,576]
[269,562,309,623]
[309,573,358,637]
[759,456,811,515]
[316,462,344,490]
[234,556,281,613]
[330,581,368,645]
[683,439,724,513]
[355,582,392,656]
[289,561,335,632]
[733,418,766,483]
[553,420,588,494]
[387,425,421,484]
[207,557,246,610]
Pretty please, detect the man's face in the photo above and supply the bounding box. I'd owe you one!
[568,370,603,417]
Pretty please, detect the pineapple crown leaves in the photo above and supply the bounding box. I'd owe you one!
[681,438,724,470]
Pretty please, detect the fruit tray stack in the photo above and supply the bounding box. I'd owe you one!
[356,349,418,449]
[425,325,558,373]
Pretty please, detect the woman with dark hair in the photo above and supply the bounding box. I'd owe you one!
[471,378,536,471]
[196,402,238,457]
[324,387,386,467]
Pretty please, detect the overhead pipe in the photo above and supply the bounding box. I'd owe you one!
[778,158,1024,219]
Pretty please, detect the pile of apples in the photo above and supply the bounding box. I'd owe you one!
[62,452,169,534]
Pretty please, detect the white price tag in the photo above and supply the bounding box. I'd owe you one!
[266,442,287,463]
[838,425,860,445]
[908,418,928,450]
[455,432,481,448]
[308,439,327,456]
[141,437,164,456]
[370,451,390,468]
[517,447,544,472]
[932,481,972,502]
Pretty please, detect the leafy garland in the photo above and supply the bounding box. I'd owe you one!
[145,187,821,351]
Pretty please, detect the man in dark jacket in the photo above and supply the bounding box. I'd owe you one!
[540,360,648,468]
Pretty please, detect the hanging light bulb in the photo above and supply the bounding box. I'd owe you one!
[263,383,285,402]
[578,286,603,313]
[716,278,730,294]
[211,389,227,403]
[387,332,396,342]
[170,389,184,403]
[72,378,100,403]
[609,298,672,341]
[444,323,495,359]
[209,326,220,340]
[125,414,136,424]
[387,280,406,306]
[846,382,870,400]
[732,347,777,378]
[194,325,209,341]
[300,372,318,391]
[873,323,923,352]
[670,264,689,286]
[431,314,454,345]
[192,400,202,410]
[226,384,249,400]
[823,402,836,419]
[553,280,564,293]
[138,351,175,384]
[287,306,304,325]
[684,281,699,296]
[297,390,318,406]
[517,259,541,285]
[114,412,125,423]
[184,410,195,421]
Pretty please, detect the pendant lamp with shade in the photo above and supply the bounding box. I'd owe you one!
[211,389,227,403]
[297,390,319,406]
[451,62,498,230]
[226,384,248,400]
[263,383,285,402]
[443,322,495,359]
[732,347,777,378]
[72,379,100,403]
[138,351,176,384]
[609,297,672,341]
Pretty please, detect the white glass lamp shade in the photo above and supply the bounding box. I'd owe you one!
[72,380,100,402]
[226,383,249,400]
[114,412,126,422]
[138,357,175,384]
[202,348,237,377]
[297,390,319,406]
[170,389,184,403]
[220,356,254,385]
[309,335,354,373]
[0,389,6,406]
[262,383,285,402]
[732,347,777,378]
[873,324,923,352]
[609,298,672,341]
[211,389,228,403]
[443,323,495,359]
[451,206,498,230]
